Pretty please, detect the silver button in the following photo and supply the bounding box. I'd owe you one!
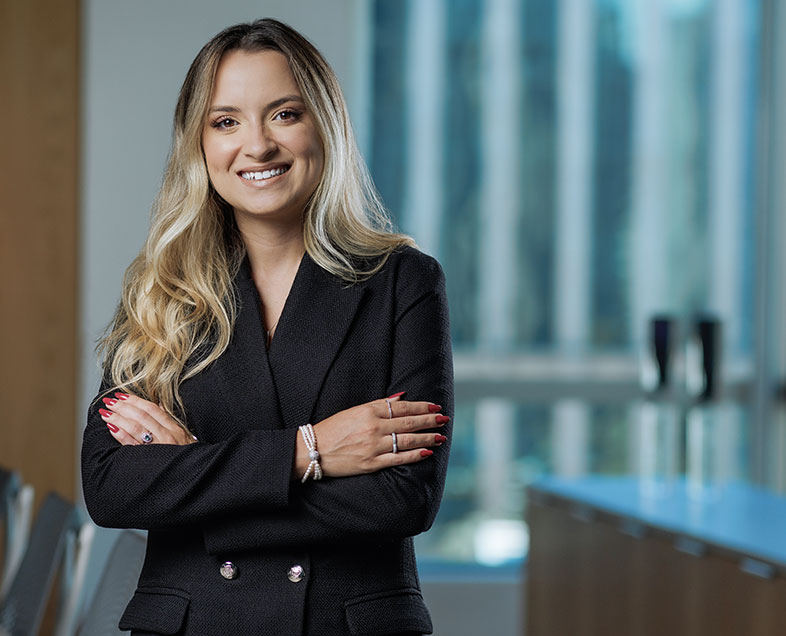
[220,561,238,580]
[288,564,304,583]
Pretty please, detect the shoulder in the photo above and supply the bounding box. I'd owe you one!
[363,246,447,314]
[379,245,446,289]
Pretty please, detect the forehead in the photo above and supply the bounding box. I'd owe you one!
[210,49,301,103]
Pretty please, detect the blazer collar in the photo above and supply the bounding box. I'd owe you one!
[215,251,366,430]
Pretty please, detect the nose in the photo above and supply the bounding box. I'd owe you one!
[243,122,277,160]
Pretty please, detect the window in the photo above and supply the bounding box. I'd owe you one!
[364,0,774,568]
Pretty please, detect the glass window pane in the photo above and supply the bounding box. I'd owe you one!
[368,0,764,567]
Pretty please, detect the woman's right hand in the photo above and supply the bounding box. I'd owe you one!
[292,393,449,479]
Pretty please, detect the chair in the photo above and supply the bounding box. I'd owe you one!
[0,469,34,601]
[76,530,146,636]
[0,469,12,596]
[54,520,95,636]
[0,492,94,636]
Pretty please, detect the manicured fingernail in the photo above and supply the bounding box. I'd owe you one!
[435,434,447,444]
[435,415,450,424]
[102,397,117,407]
[420,449,434,457]
[99,408,113,418]
[106,422,119,433]
[387,391,406,399]
[115,392,129,400]
[428,404,442,413]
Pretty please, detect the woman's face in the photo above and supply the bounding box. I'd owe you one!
[202,49,324,225]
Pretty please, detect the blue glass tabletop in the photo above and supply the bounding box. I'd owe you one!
[529,476,786,567]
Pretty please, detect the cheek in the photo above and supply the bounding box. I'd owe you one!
[305,136,324,178]
[202,136,231,175]
[289,124,323,170]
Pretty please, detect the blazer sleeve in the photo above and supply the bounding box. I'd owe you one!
[199,251,454,553]
[81,384,299,529]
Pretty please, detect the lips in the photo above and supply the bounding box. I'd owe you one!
[239,165,290,181]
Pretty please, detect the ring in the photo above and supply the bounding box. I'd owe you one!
[391,432,398,454]
[385,399,393,419]
[141,431,153,444]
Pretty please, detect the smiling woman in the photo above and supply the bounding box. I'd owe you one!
[81,17,453,636]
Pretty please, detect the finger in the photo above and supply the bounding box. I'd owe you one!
[112,393,181,435]
[381,412,450,434]
[111,402,171,440]
[100,406,175,445]
[373,447,435,470]
[376,399,441,420]
[383,432,447,454]
[112,394,196,444]
[99,409,140,445]
[108,395,186,442]
[107,424,140,446]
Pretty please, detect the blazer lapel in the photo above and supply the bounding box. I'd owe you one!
[210,259,280,431]
[268,253,366,429]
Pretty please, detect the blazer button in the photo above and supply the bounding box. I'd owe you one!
[220,561,238,580]
[287,564,304,583]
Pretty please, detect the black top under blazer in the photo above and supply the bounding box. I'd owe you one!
[81,246,454,636]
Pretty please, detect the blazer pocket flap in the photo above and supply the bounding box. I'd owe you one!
[119,587,190,634]
[345,588,433,635]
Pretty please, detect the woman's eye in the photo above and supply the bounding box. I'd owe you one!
[274,110,299,122]
[211,117,237,130]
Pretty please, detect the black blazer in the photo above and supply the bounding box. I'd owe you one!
[81,246,454,636]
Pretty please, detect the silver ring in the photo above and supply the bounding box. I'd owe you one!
[391,432,398,454]
[141,431,153,444]
[385,398,393,419]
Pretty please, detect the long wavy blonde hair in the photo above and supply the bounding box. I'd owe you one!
[98,18,413,426]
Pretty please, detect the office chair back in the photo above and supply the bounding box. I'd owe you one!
[77,530,146,636]
[0,492,75,636]
[0,469,34,602]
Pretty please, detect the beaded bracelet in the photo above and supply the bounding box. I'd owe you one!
[299,423,323,483]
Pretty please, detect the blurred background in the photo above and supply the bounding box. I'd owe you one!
[2,0,786,634]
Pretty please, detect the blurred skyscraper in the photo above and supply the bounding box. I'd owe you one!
[364,0,765,568]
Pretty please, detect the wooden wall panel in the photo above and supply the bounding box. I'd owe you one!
[0,0,80,504]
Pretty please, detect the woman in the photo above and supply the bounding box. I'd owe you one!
[81,17,453,636]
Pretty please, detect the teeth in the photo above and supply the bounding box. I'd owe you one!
[240,166,289,181]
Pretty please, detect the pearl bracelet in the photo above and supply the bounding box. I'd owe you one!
[299,423,323,483]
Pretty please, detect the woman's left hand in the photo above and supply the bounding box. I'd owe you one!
[98,393,197,446]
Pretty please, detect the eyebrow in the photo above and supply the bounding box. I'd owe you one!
[208,95,305,114]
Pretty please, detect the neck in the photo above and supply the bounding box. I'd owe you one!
[235,213,305,281]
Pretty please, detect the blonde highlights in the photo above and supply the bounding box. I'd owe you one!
[98,18,413,426]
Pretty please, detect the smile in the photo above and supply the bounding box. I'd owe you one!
[239,166,290,181]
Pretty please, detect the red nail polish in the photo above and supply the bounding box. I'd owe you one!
[428,404,442,413]
[106,422,119,433]
[102,397,117,407]
[115,392,130,400]
[99,408,113,418]
[387,391,406,399]
[435,434,447,444]
[435,415,450,424]
[420,449,434,457]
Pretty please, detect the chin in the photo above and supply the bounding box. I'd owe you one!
[233,204,302,221]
